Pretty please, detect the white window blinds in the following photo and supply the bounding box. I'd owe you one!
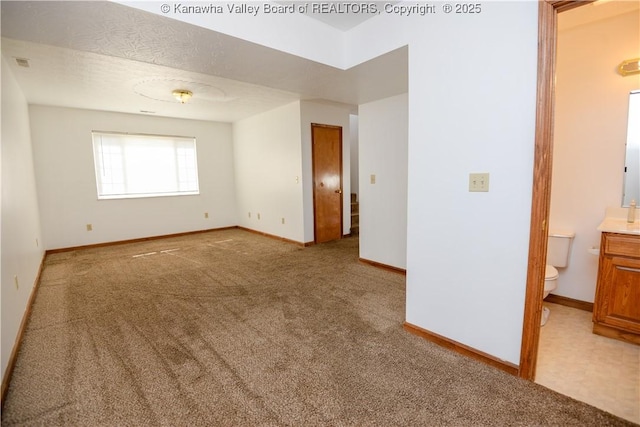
[92,132,199,199]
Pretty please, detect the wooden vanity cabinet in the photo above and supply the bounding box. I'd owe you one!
[592,232,640,345]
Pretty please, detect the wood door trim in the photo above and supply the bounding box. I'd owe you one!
[519,0,593,381]
[311,123,342,129]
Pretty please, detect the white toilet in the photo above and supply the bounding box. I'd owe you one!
[541,231,575,326]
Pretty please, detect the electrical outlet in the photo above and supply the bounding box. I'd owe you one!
[248,212,251,218]
[469,173,490,192]
[204,212,209,219]
[257,213,261,220]
[281,217,285,224]
[14,275,19,290]
[86,224,93,231]
[370,174,376,184]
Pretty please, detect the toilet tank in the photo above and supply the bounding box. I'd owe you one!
[547,231,575,267]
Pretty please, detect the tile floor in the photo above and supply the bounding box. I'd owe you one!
[536,302,640,424]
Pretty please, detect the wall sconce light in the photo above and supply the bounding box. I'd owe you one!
[618,58,640,77]
[172,89,193,104]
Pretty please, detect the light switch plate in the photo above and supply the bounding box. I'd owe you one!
[469,173,490,192]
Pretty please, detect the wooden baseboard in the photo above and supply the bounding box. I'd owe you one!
[593,323,640,346]
[545,294,593,312]
[359,258,406,275]
[237,227,311,247]
[403,322,519,376]
[45,227,240,254]
[1,254,46,409]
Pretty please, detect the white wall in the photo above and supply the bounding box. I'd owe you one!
[233,101,305,242]
[233,100,351,245]
[29,106,237,250]
[300,101,352,243]
[1,57,45,381]
[551,10,640,303]
[119,1,346,68]
[10,1,545,369]
[350,2,539,365]
[359,94,408,269]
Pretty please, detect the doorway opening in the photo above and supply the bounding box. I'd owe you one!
[520,0,588,381]
[521,0,639,382]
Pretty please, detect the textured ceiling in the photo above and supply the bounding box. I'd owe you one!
[1,38,302,122]
[296,1,381,30]
[0,1,408,122]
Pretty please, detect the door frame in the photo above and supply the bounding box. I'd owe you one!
[311,123,344,243]
[519,0,592,380]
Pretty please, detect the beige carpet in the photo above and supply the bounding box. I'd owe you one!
[1,229,634,426]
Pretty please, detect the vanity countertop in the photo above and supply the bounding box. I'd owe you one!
[597,217,640,235]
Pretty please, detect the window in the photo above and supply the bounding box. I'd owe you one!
[92,132,199,199]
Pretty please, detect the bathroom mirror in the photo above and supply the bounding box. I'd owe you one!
[623,90,640,207]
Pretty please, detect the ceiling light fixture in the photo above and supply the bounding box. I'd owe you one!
[172,89,193,104]
[618,58,640,77]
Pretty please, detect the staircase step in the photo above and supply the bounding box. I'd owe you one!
[350,194,359,235]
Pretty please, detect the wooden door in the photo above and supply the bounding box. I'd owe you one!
[594,255,640,332]
[312,124,343,243]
